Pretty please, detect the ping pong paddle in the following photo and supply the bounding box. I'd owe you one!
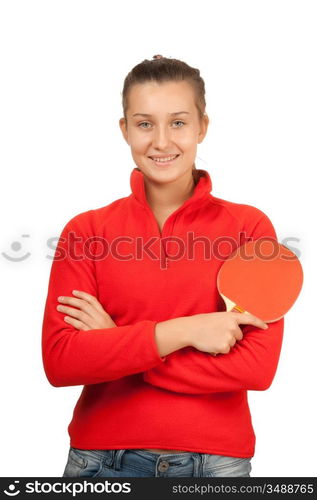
[217,237,303,323]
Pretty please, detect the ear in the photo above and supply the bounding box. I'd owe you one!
[198,114,210,144]
[119,117,129,144]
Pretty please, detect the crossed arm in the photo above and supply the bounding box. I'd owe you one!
[142,318,284,394]
[43,211,284,393]
[142,212,285,394]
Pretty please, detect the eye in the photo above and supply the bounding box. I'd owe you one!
[138,120,185,129]
[138,122,152,129]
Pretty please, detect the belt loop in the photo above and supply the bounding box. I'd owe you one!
[113,449,125,471]
[193,453,202,477]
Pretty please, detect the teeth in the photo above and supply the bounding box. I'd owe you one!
[151,155,178,162]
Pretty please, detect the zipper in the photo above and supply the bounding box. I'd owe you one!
[138,191,207,270]
[144,205,186,270]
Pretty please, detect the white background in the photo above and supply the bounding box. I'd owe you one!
[0,0,316,477]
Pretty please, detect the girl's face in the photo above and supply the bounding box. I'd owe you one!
[119,80,209,185]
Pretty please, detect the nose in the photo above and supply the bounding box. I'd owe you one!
[151,125,171,150]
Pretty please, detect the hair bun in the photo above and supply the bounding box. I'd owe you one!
[152,54,163,60]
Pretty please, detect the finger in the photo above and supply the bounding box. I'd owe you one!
[233,312,268,330]
[234,326,244,341]
[57,297,115,330]
[229,335,237,347]
[71,290,105,312]
[57,296,92,314]
[58,295,106,320]
[63,315,90,331]
[57,304,92,324]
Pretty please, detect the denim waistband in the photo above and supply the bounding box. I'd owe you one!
[112,449,202,475]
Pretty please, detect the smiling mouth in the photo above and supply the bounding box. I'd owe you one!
[148,154,180,165]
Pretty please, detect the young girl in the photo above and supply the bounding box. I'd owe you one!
[42,55,284,478]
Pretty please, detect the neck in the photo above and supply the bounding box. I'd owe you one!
[144,169,197,213]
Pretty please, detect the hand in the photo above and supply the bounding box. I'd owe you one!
[56,290,116,331]
[182,311,268,355]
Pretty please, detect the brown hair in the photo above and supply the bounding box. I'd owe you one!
[121,54,207,180]
[121,54,206,121]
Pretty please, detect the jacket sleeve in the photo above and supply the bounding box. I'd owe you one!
[41,213,165,388]
[142,211,285,394]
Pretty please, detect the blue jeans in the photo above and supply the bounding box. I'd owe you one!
[62,447,252,477]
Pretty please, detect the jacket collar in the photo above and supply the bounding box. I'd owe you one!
[129,167,212,210]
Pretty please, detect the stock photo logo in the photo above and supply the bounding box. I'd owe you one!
[2,235,31,262]
[3,480,20,496]
[1,233,302,265]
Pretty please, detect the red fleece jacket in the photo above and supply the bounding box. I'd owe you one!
[41,168,284,457]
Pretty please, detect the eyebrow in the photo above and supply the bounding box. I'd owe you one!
[132,111,190,117]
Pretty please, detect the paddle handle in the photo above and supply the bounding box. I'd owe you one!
[210,302,245,356]
[230,304,245,313]
[221,294,246,314]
